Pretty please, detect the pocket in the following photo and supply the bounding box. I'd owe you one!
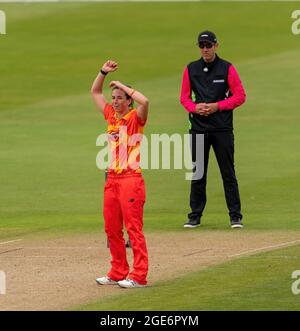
[136,177,146,203]
[104,180,112,193]
[213,74,226,81]
[212,74,226,91]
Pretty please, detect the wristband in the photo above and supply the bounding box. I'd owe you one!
[100,70,108,76]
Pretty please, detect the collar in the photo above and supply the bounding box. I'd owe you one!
[114,108,135,121]
[200,54,219,70]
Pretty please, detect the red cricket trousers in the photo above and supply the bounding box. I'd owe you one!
[103,173,148,285]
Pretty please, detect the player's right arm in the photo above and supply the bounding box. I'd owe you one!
[91,60,118,114]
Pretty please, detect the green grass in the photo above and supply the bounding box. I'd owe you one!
[1,2,300,239]
[77,244,300,311]
[0,0,300,312]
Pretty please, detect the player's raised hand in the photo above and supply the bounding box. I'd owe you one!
[102,60,118,73]
[109,80,122,89]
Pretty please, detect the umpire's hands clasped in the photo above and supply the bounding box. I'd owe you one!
[195,102,219,116]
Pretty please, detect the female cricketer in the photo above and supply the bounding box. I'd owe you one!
[91,60,149,288]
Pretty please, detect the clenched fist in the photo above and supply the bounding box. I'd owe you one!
[102,60,118,73]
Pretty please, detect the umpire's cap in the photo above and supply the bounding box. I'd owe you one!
[198,31,217,44]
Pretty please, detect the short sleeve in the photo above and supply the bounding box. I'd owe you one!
[134,110,147,127]
[103,103,114,120]
[137,116,147,127]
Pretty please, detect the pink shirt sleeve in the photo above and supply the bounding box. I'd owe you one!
[217,64,246,111]
[180,67,197,113]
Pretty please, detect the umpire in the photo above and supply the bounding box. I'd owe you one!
[180,30,246,229]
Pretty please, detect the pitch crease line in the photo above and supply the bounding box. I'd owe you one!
[0,239,23,246]
[228,239,300,258]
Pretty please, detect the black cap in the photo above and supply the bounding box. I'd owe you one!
[198,30,217,44]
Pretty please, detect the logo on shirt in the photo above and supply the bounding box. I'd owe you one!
[108,133,119,142]
[213,79,225,83]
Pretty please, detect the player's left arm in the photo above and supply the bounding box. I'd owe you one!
[109,81,149,121]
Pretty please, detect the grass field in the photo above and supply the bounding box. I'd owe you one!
[78,244,300,311]
[0,2,300,310]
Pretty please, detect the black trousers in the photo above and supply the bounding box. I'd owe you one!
[188,131,242,221]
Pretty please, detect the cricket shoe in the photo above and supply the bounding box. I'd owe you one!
[183,218,200,228]
[117,279,146,289]
[96,276,118,285]
[230,218,244,229]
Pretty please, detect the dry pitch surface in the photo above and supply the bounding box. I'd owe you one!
[1,230,300,310]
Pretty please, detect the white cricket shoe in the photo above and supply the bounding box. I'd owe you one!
[118,279,146,288]
[96,276,118,285]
